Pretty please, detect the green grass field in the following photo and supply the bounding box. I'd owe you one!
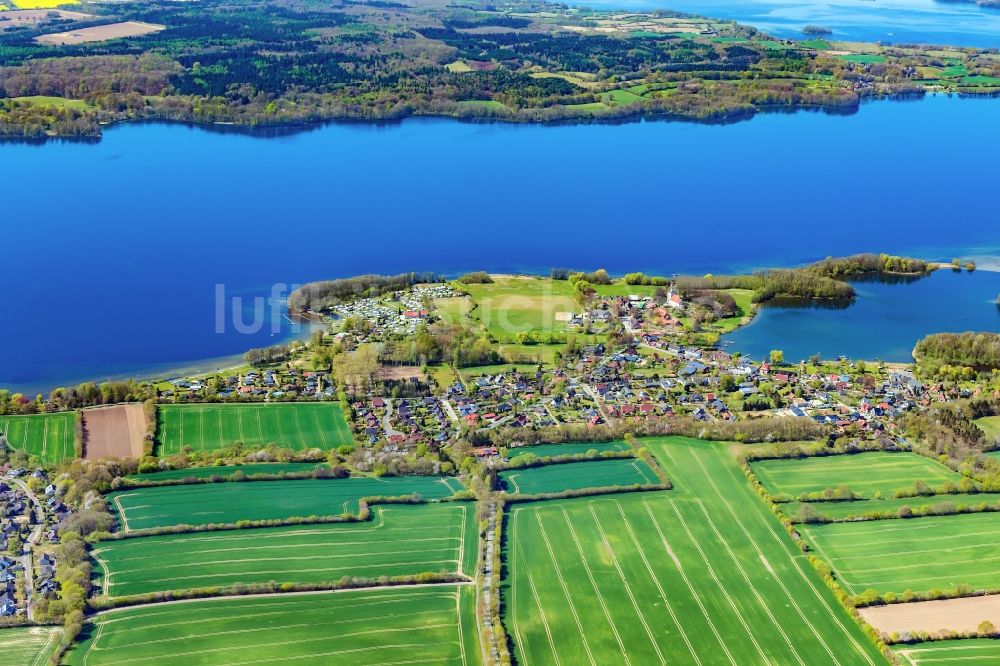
[502,436,886,665]
[506,440,631,461]
[459,364,539,384]
[107,475,463,531]
[93,503,477,597]
[156,403,352,454]
[784,493,1000,522]
[456,100,508,112]
[0,412,76,464]
[497,343,562,365]
[894,639,1000,665]
[801,511,1000,596]
[127,462,325,481]
[66,585,480,666]
[752,452,960,499]
[0,627,60,666]
[11,96,93,110]
[498,458,658,494]
[838,54,886,64]
[976,416,1000,442]
[461,277,578,339]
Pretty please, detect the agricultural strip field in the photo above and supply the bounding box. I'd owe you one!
[93,503,477,597]
[801,512,1000,596]
[108,475,463,531]
[894,639,1000,665]
[0,412,75,464]
[498,457,658,494]
[751,452,960,499]
[0,627,60,666]
[502,436,886,665]
[784,493,1000,522]
[66,585,479,666]
[127,462,325,481]
[506,440,631,461]
[156,403,352,455]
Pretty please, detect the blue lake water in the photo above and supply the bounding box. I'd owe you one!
[722,269,1000,363]
[3,94,1000,394]
[588,0,1000,47]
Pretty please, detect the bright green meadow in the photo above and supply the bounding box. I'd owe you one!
[107,475,463,531]
[156,403,352,454]
[66,585,480,665]
[93,503,477,597]
[501,436,885,665]
[498,457,658,494]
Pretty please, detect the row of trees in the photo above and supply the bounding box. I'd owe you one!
[0,380,154,416]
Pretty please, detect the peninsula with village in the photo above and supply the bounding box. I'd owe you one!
[2,253,1000,664]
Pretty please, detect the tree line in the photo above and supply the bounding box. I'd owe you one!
[287,272,440,312]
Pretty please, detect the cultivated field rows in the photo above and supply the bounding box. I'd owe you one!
[503,437,886,665]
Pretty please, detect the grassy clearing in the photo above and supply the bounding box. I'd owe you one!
[751,452,960,499]
[785,493,1000,521]
[107,475,462,531]
[456,100,508,112]
[126,462,326,482]
[502,436,886,665]
[498,343,561,364]
[506,440,631,461]
[94,503,477,597]
[10,95,93,110]
[426,364,459,389]
[66,585,477,666]
[445,60,472,72]
[714,288,755,332]
[498,458,659,494]
[605,89,644,104]
[434,296,473,326]
[801,511,1000,596]
[838,54,886,64]
[0,627,60,666]
[462,277,577,339]
[961,75,1000,86]
[894,639,1000,665]
[459,364,539,384]
[564,101,609,112]
[976,416,1000,442]
[530,71,594,87]
[156,403,352,455]
[0,412,76,464]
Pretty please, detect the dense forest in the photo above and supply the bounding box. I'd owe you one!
[1,0,997,138]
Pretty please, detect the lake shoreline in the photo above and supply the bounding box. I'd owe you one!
[10,258,999,397]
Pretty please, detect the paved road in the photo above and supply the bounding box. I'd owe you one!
[9,477,44,622]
